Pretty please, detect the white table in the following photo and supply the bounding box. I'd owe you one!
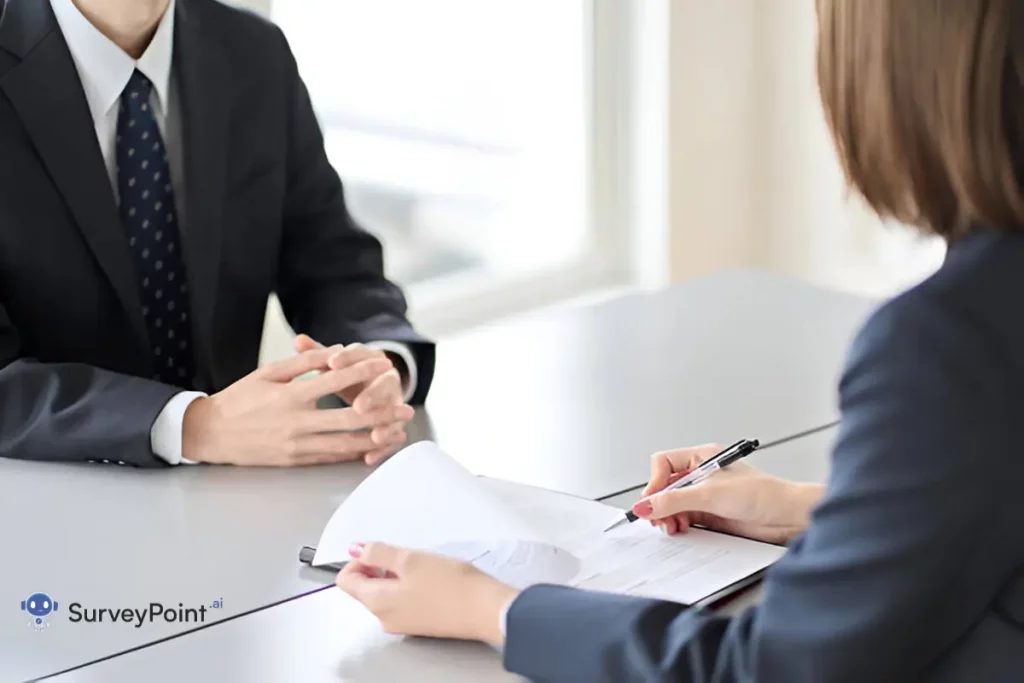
[0,270,871,682]
[48,426,839,683]
[426,269,871,499]
[0,440,380,683]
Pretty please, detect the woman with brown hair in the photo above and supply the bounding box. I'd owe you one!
[337,2,1024,680]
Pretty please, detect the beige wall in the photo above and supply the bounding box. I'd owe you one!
[666,0,944,298]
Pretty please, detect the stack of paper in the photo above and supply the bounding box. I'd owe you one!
[314,442,785,606]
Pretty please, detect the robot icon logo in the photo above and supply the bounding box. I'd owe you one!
[20,592,58,631]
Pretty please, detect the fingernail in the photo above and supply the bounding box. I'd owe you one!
[348,543,364,558]
[632,500,653,518]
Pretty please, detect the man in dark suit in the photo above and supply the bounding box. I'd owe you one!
[0,0,435,468]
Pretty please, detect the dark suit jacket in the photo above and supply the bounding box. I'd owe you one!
[0,0,435,467]
[504,228,1024,682]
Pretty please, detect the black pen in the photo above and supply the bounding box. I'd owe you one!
[601,421,842,533]
[602,439,761,532]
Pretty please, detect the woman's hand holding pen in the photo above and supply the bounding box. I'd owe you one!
[631,444,824,545]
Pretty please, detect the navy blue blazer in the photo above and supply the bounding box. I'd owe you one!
[504,228,1024,682]
[0,0,434,466]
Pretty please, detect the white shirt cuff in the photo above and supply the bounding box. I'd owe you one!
[366,341,417,402]
[151,391,207,465]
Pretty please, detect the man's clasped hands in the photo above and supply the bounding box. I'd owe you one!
[181,335,413,467]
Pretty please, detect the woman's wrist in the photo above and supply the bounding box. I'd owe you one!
[472,577,519,647]
[781,481,825,540]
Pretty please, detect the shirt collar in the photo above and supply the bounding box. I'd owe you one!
[50,0,176,121]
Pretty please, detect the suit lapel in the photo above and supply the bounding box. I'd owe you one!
[0,0,149,349]
[174,0,230,390]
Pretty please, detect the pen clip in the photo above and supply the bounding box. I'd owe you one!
[717,439,760,468]
[695,439,746,471]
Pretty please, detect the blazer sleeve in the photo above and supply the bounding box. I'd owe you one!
[271,29,435,404]
[0,300,181,467]
[503,292,1021,683]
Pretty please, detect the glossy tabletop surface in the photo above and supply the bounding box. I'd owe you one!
[48,425,840,683]
[0,446,371,682]
[425,269,872,499]
[0,270,870,681]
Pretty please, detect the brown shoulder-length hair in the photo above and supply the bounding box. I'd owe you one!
[816,0,1024,238]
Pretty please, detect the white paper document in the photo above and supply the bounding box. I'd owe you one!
[314,442,785,604]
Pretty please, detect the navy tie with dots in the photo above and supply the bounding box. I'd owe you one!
[116,70,195,389]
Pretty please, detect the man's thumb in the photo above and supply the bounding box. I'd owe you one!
[295,334,323,352]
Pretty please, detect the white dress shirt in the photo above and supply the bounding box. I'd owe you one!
[50,0,418,465]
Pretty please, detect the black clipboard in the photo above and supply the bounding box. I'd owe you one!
[298,545,346,573]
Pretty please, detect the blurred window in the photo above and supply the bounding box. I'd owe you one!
[273,0,593,300]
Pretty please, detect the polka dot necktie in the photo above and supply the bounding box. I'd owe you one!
[116,70,195,389]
